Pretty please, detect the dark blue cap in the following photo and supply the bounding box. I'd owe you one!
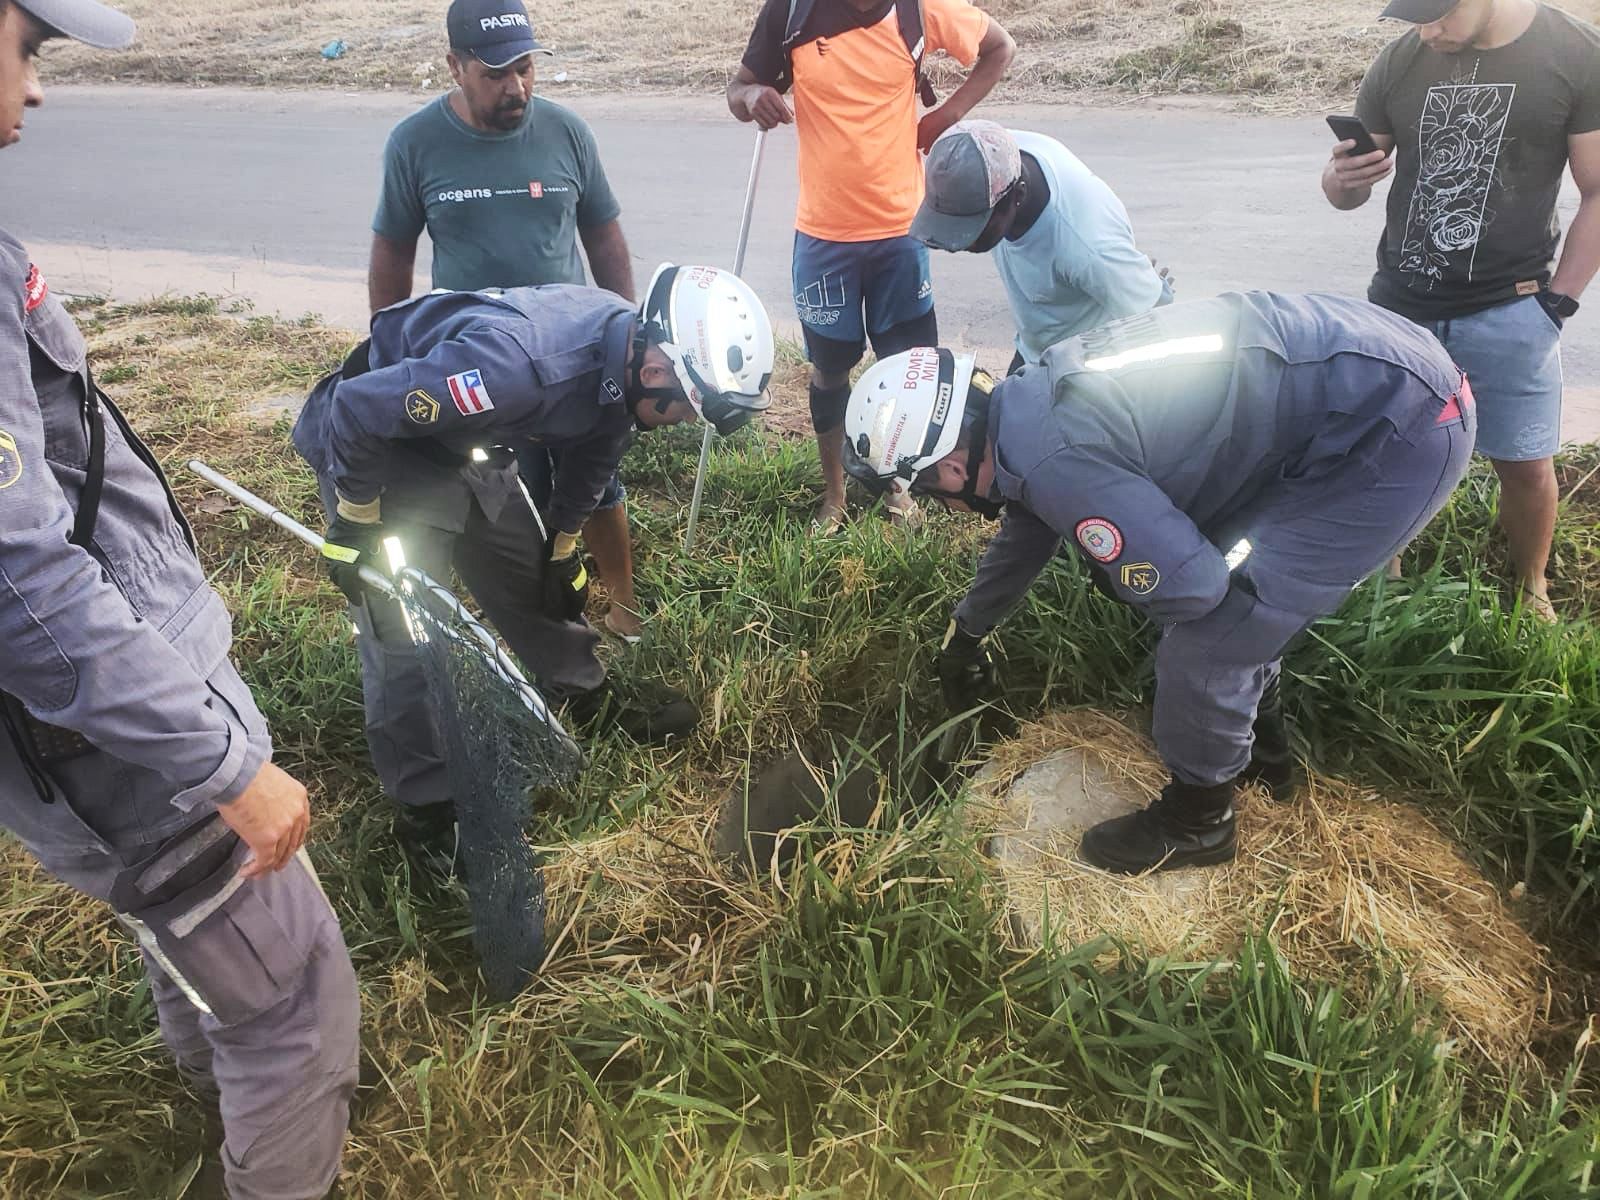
[1379,0,1461,21]
[446,0,551,68]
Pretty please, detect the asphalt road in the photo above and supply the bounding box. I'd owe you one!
[2,84,1595,441]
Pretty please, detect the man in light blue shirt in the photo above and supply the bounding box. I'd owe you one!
[912,120,1169,370]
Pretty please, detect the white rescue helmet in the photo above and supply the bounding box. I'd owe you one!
[639,263,774,436]
[843,347,984,497]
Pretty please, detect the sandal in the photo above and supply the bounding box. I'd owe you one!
[810,501,847,538]
[602,606,644,645]
[1518,587,1557,624]
[885,492,924,531]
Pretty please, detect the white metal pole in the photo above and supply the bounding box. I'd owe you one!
[682,128,768,554]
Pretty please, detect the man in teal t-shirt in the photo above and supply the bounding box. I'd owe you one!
[368,0,644,642]
[369,87,624,295]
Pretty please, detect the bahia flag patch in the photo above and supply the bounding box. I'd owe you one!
[446,369,495,416]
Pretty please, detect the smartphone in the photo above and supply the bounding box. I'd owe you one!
[1326,114,1384,157]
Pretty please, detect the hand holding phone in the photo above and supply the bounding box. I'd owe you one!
[1326,114,1385,159]
[1324,113,1394,201]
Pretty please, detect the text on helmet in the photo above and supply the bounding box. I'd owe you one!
[902,348,940,389]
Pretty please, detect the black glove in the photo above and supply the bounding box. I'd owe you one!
[937,619,999,713]
[540,534,590,622]
[321,515,384,605]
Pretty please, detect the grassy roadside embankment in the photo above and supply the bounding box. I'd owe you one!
[1,298,1598,1196]
[45,0,1600,109]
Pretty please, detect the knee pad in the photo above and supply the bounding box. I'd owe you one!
[809,382,851,432]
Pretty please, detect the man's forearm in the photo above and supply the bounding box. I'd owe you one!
[727,76,758,120]
[1550,194,1600,298]
[937,40,1014,125]
[368,234,417,314]
[582,222,637,302]
[1321,160,1370,211]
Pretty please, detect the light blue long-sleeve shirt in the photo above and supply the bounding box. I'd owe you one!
[993,131,1166,365]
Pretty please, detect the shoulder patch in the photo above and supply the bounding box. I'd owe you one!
[405,388,440,425]
[447,369,495,416]
[23,264,47,313]
[1119,562,1160,596]
[0,429,22,489]
[1075,517,1123,563]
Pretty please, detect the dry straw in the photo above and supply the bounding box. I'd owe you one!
[967,709,1552,1065]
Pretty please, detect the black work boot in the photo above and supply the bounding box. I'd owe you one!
[1239,675,1297,799]
[1079,779,1238,875]
[563,678,699,745]
[392,800,461,880]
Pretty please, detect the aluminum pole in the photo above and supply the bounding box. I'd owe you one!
[186,458,394,596]
[682,128,768,553]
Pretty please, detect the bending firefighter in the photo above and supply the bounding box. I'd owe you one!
[293,266,772,859]
[844,292,1475,874]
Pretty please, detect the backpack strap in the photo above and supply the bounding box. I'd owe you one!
[778,0,934,104]
[68,361,196,554]
[69,364,106,549]
[774,0,810,94]
[898,0,938,107]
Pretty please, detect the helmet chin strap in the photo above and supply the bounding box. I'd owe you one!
[913,430,1003,519]
[911,377,1004,518]
[627,333,685,427]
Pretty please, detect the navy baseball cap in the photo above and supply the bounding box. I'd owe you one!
[1379,0,1461,21]
[15,0,134,48]
[446,0,552,68]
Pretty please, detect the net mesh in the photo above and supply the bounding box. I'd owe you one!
[393,566,584,1000]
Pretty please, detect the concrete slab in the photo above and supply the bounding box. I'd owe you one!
[986,746,1209,943]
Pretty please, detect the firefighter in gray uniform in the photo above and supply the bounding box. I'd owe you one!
[292,264,773,854]
[0,2,358,1197]
[843,292,1475,874]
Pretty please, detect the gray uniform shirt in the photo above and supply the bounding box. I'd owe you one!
[0,231,268,853]
[954,291,1464,633]
[373,95,621,291]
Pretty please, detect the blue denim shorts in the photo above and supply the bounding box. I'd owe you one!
[1420,295,1563,461]
[514,446,625,512]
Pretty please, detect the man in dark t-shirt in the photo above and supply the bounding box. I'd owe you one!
[1323,0,1600,621]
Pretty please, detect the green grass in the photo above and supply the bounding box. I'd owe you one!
[1,303,1598,1197]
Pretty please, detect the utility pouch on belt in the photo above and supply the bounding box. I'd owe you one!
[0,694,94,764]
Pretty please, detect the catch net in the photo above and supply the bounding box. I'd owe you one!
[392,565,585,1001]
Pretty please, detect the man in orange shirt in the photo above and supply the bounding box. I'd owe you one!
[728,0,1014,533]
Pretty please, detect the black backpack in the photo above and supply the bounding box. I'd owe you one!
[775,0,938,106]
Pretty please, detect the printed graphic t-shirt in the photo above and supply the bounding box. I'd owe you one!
[373,95,621,291]
[994,131,1166,364]
[1356,3,1600,321]
[742,0,988,243]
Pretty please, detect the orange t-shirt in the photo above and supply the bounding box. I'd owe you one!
[742,0,989,243]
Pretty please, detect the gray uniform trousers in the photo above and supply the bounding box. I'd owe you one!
[319,468,604,810]
[14,676,359,1200]
[1154,393,1477,786]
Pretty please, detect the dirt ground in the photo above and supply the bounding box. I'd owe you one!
[45,0,1600,108]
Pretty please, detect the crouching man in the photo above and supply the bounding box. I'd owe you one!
[843,292,1474,874]
[292,266,773,859]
